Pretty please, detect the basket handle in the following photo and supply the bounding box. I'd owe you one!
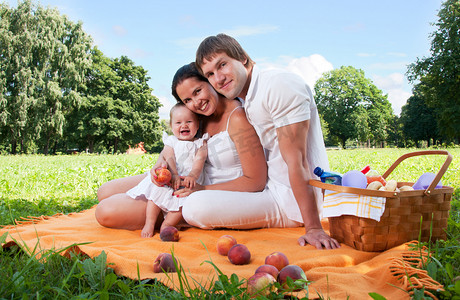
[382,150,452,195]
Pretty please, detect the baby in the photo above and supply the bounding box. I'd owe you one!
[126,103,207,237]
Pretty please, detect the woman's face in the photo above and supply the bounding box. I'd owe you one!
[175,77,218,116]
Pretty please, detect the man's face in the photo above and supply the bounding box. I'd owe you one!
[200,52,250,100]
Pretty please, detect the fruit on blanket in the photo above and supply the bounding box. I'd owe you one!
[153,253,177,273]
[216,234,237,256]
[264,251,289,271]
[247,272,277,297]
[255,264,279,279]
[228,244,251,265]
[160,226,179,242]
[277,265,307,291]
[155,167,172,185]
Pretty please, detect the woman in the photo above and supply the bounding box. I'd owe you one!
[95,63,300,230]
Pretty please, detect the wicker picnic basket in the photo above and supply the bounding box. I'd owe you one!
[310,150,453,252]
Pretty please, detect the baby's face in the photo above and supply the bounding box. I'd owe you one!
[170,106,199,141]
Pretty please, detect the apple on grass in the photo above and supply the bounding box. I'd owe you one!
[264,251,289,271]
[246,272,277,297]
[153,253,177,273]
[227,244,251,265]
[159,226,179,242]
[277,265,308,291]
[216,235,237,256]
[155,167,172,185]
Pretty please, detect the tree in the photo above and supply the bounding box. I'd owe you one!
[407,0,460,142]
[314,66,393,148]
[0,0,92,154]
[400,84,439,147]
[66,48,161,153]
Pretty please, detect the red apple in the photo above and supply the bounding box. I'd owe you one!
[228,244,251,265]
[153,253,177,273]
[277,265,307,291]
[255,264,279,279]
[216,235,237,256]
[155,167,172,185]
[264,251,289,271]
[247,272,277,297]
[159,226,179,242]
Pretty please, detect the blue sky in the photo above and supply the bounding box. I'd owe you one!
[7,0,444,118]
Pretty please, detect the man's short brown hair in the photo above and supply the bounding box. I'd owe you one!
[195,33,254,74]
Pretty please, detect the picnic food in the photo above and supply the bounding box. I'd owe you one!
[159,226,179,242]
[277,265,307,291]
[246,272,277,297]
[155,167,172,185]
[264,251,289,271]
[153,253,177,273]
[342,170,367,189]
[255,264,279,279]
[366,181,383,190]
[384,179,398,192]
[216,234,237,256]
[228,244,251,265]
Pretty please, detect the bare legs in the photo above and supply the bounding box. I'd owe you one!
[95,174,150,230]
[95,173,184,237]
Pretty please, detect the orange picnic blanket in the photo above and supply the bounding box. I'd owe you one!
[1,206,442,299]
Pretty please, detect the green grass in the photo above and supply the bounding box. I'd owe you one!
[0,148,459,299]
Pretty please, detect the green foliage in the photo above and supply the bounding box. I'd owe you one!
[0,0,92,154]
[400,84,440,147]
[314,66,394,148]
[407,0,460,141]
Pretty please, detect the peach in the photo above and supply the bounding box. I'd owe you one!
[277,265,307,291]
[228,244,251,265]
[255,264,279,279]
[246,272,277,297]
[216,235,237,256]
[264,251,289,271]
[153,253,177,273]
[155,167,172,185]
[159,226,179,242]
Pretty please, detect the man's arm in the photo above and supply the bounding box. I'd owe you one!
[276,120,340,250]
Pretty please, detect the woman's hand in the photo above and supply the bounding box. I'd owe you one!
[173,182,204,198]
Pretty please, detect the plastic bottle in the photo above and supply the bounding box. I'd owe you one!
[360,165,386,186]
[314,167,342,185]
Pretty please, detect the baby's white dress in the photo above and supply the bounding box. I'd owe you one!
[126,132,208,212]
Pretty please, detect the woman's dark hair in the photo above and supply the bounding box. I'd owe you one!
[171,62,207,102]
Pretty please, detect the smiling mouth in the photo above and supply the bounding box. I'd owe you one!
[200,102,208,112]
[221,80,232,90]
[180,129,190,135]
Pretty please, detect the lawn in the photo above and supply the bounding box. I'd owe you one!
[1,148,459,299]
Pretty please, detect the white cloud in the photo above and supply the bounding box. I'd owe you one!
[357,52,376,57]
[223,25,279,37]
[158,95,175,120]
[258,54,334,90]
[372,73,412,116]
[113,25,127,37]
[174,25,278,49]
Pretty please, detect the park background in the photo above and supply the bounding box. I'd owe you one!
[1,0,459,299]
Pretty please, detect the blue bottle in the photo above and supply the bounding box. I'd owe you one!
[314,167,342,185]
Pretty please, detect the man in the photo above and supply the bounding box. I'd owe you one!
[195,34,340,250]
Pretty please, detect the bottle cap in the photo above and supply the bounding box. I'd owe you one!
[361,165,370,174]
[313,167,323,176]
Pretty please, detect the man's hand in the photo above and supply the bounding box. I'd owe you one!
[297,228,340,250]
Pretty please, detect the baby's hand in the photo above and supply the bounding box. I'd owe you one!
[182,175,197,188]
[172,175,181,190]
